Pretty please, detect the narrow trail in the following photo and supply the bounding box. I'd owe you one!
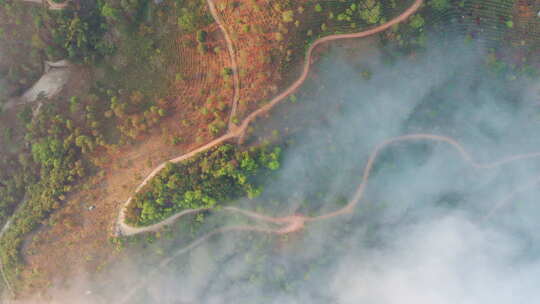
[205,0,241,131]
[482,174,540,222]
[118,204,304,236]
[116,0,425,236]
[20,0,69,10]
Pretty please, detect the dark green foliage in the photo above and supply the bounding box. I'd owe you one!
[222,67,233,76]
[177,8,197,32]
[409,14,425,29]
[100,2,119,20]
[359,0,382,25]
[48,3,112,64]
[16,106,32,124]
[126,143,282,226]
[429,0,450,11]
[196,30,207,43]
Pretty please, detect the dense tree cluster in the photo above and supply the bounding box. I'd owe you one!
[126,143,282,226]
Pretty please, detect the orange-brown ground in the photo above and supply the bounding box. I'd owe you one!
[218,0,313,121]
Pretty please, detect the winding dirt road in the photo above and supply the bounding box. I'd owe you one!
[116,0,425,236]
[153,134,540,238]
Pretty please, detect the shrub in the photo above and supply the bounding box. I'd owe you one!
[196,30,207,43]
[409,15,425,30]
[282,10,294,23]
[429,0,450,11]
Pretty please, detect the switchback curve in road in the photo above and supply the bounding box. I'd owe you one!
[115,0,425,236]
